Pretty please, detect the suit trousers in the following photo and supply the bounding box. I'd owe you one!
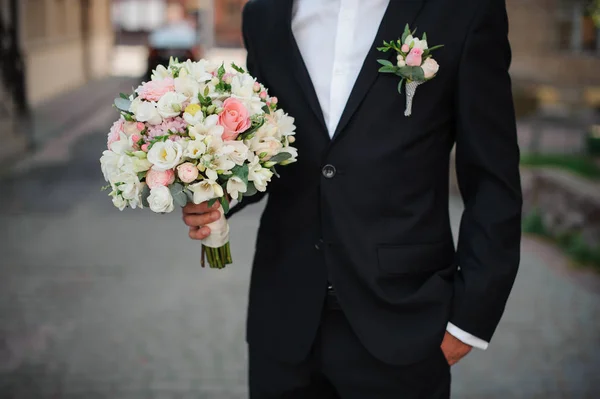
[248,290,451,399]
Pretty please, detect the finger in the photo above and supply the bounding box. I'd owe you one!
[183,201,219,214]
[183,211,222,228]
[189,226,211,240]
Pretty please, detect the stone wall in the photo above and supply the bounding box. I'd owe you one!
[522,168,600,248]
[450,159,600,249]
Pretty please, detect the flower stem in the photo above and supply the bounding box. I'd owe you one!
[202,243,233,269]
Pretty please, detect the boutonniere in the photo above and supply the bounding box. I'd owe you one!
[377,24,443,116]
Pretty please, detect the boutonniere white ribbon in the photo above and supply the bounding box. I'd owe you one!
[377,24,444,116]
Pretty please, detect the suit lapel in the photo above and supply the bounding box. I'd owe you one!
[277,0,329,138]
[331,0,428,142]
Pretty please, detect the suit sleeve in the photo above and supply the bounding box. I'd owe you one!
[227,0,268,219]
[451,0,523,343]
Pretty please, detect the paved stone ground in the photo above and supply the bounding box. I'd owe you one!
[1,49,599,399]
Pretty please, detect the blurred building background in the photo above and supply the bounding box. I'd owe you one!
[1,1,600,398]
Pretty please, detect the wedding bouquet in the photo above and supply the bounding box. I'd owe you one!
[100,58,298,269]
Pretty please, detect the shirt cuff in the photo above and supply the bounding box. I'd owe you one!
[446,322,489,350]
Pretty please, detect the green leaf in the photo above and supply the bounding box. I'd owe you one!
[401,24,411,44]
[217,64,226,79]
[240,115,265,140]
[243,182,258,197]
[208,198,218,207]
[169,183,187,207]
[268,152,292,164]
[184,188,194,202]
[231,164,249,185]
[427,44,444,52]
[204,86,210,96]
[231,62,245,73]
[121,112,134,121]
[378,66,396,73]
[141,185,151,208]
[397,78,405,94]
[377,46,391,52]
[137,171,146,181]
[173,191,187,208]
[377,59,394,67]
[219,195,230,214]
[119,93,129,100]
[114,97,132,112]
[396,66,425,82]
[422,32,427,42]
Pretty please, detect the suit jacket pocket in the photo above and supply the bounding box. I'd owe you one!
[377,241,452,276]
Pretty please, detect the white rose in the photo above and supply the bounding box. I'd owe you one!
[188,179,224,204]
[147,186,175,213]
[226,176,247,199]
[156,92,187,119]
[100,150,122,182]
[422,58,440,79]
[223,140,249,165]
[130,98,162,125]
[147,141,183,171]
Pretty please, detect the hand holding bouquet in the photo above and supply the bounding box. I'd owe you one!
[100,58,298,268]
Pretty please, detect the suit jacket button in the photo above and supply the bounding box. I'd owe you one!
[322,164,336,179]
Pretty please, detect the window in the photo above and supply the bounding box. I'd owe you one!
[558,0,600,53]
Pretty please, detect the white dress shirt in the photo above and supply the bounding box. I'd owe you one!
[291,0,489,350]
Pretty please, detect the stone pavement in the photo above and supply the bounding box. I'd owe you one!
[1,50,599,399]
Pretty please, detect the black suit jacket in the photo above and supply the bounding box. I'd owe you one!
[232,0,522,366]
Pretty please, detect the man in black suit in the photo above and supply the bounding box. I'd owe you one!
[183,0,522,397]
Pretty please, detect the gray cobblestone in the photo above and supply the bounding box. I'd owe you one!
[0,76,599,398]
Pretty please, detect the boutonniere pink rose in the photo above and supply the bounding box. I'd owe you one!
[377,24,443,116]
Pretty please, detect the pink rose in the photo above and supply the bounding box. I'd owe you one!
[218,98,252,141]
[401,44,410,53]
[177,162,199,183]
[123,121,141,136]
[136,122,145,131]
[253,82,261,92]
[141,143,150,152]
[136,78,175,102]
[107,119,124,148]
[145,168,175,189]
[405,48,424,67]
[259,91,267,100]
